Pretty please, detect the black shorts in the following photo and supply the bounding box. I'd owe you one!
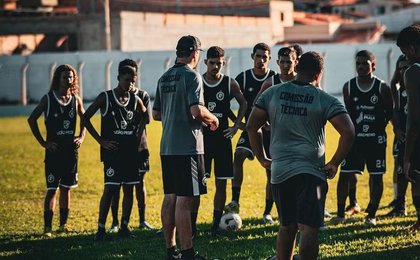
[44,148,78,190]
[204,133,233,179]
[396,141,405,175]
[137,149,150,175]
[235,130,271,160]
[392,138,399,157]
[272,174,327,228]
[161,154,207,196]
[104,157,139,186]
[411,139,420,174]
[341,137,386,175]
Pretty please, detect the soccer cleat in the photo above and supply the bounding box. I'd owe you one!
[385,208,407,217]
[118,226,136,238]
[109,223,119,233]
[364,217,377,226]
[262,214,275,224]
[408,220,420,231]
[224,201,240,213]
[43,227,53,237]
[94,229,106,241]
[324,209,332,218]
[139,221,155,230]
[193,251,206,260]
[57,224,71,233]
[329,217,346,225]
[345,204,361,216]
[166,248,182,260]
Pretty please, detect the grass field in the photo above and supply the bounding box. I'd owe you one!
[0,116,419,259]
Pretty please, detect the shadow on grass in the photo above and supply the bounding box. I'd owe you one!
[0,217,419,260]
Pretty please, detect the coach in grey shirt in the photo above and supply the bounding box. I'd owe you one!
[153,35,218,260]
[247,51,354,260]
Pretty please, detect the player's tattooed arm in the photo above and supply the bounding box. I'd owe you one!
[224,79,248,138]
[74,95,86,149]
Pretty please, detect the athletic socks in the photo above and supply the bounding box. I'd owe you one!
[44,209,53,228]
[337,203,345,218]
[191,212,198,237]
[59,208,69,226]
[111,204,119,225]
[121,217,129,228]
[349,187,358,206]
[180,247,194,260]
[232,187,241,203]
[211,210,223,231]
[139,204,146,223]
[367,203,379,218]
[264,199,274,215]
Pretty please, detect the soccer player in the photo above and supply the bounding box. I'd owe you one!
[387,54,410,217]
[333,50,393,226]
[82,65,147,241]
[152,35,219,260]
[202,46,247,236]
[247,51,354,260]
[396,24,420,230]
[225,43,276,224]
[28,64,85,237]
[108,59,154,232]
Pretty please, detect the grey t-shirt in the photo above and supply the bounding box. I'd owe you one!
[255,81,347,184]
[153,64,204,155]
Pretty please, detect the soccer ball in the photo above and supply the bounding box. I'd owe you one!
[219,212,242,231]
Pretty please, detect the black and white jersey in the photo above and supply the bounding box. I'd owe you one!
[236,69,276,121]
[203,75,231,135]
[272,74,283,86]
[44,91,77,146]
[345,76,387,140]
[100,89,138,161]
[397,87,408,133]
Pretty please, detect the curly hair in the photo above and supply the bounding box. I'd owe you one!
[50,64,79,95]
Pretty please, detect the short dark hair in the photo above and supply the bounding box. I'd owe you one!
[355,50,376,63]
[278,47,296,59]
[207,46,225,59]
[253,42,271,55]
[397,24,420,48]
[118,65,137,77]
[289,44,303,58]
[296,51,324,78]
[119,59,138,71]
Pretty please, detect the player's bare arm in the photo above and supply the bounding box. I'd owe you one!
[403,65,420,182]
[246,106,271,169]
[323,113,355,179]
[82,92,118,151]
[190,104,219,131]
[381,82,394,123]
[74,95,86,149]
[223,78,248,138]
[28,95,59,152]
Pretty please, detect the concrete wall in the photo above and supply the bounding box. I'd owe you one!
[284,23,341,42]
[0,43,402,105]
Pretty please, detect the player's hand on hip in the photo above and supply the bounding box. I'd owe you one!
[100,140,119,151]
[403,160,416,183]
[43,141,59,152]
[323,162,338,179]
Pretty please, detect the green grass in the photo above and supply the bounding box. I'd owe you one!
[0,116,419,259]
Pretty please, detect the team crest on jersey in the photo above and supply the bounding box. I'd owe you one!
[106,167,115,177]
[208,102,216,112]
[370,94,378,104]
[47,174,55,183]
[69,108,75,118]
[238,137,245,144]
[121,120,127,130]
[216,91,224,101]
[341,160,346,166]
[63,120,70,129]
[126,111,133,120]
[248,88,254,92]
[362,125,370,133]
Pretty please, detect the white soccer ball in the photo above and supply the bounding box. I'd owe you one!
[219,212,242,231]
